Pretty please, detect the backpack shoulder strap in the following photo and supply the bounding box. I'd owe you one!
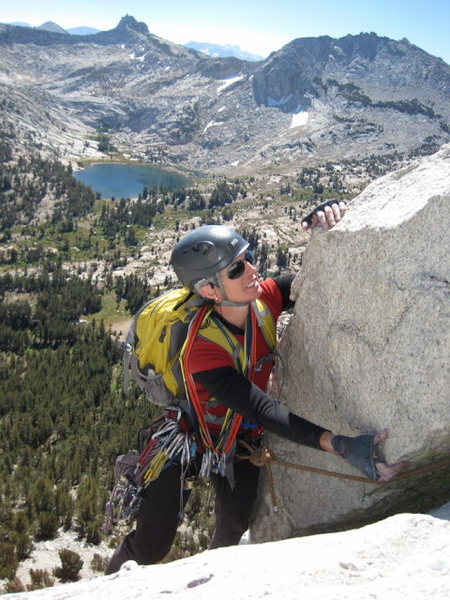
[252,297,277,350]
[197,313,244,372]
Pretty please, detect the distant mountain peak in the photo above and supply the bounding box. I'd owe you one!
[116,15,149,35]
[36,21,68,35]
[9,21,31,28]
[67,26,100,36]
[185,41,263,62]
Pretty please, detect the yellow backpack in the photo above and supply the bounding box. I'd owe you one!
[123,287,204,405]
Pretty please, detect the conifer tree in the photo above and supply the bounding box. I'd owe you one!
[53,549,83,582]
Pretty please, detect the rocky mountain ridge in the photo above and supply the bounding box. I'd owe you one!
[1,15,449,175]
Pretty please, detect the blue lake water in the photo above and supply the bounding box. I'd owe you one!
[74,163,188,199]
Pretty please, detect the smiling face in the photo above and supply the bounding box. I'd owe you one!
[217,251,262,304]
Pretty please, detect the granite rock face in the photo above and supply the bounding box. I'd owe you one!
[251,144,450,542]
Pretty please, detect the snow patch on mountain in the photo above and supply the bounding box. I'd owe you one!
[290,111,309,128]
[217,76,245,94]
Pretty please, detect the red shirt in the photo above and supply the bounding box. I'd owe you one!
[186,279,283,425]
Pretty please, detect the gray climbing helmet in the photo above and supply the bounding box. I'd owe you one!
[171,225,249,290]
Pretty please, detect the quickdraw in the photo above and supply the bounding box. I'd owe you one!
[104,408,197,530]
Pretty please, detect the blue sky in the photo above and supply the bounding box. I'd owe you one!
[2,0,449,63]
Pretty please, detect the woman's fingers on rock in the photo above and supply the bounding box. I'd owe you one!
[377,460,408,482]
[374,429,390,445]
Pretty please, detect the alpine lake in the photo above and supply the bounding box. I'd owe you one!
[74,163,189,199]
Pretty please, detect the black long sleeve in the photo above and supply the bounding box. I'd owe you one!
[193,366,328,450]
[273,274,296,310]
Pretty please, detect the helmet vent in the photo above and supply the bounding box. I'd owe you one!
[191,241,218,263]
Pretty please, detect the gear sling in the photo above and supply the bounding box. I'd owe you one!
[105,287,277,527]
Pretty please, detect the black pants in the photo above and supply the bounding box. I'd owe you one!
[106,459,260,574]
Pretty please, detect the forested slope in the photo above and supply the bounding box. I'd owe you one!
[0,264,157,580]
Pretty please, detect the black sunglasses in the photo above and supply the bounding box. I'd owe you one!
[227,251,254,280]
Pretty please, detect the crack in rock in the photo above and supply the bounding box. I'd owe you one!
[186,573,214,588]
